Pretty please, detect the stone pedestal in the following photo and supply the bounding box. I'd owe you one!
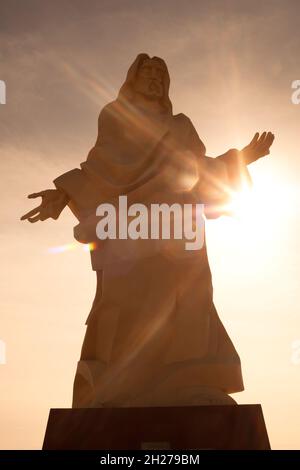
[43,404,270,450]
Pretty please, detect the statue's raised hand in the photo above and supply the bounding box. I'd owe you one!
[21,189,69,223]
[241,132,275,165]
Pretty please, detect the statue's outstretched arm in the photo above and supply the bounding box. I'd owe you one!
[215,132,275,167]
[186,118,275,218]
[21,103,117,224]
[203,132,275,219]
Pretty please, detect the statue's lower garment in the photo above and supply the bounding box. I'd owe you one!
[72,252,243,408]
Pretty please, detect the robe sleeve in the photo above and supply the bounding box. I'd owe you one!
[203,150,253,219]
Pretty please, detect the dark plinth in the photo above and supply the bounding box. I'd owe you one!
[42,404,270,450]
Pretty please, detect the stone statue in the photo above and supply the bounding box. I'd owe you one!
[21,54,274,408]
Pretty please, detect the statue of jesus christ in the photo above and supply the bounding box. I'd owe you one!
[21,53,274,408]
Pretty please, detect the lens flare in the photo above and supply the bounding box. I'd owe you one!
[48,242,97,254]
[83,242,97,252]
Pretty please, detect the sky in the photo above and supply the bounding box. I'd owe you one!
[1,0,300,449]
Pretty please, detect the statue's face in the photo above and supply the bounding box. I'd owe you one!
[134,59,164,100]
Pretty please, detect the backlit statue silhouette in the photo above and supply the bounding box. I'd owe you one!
[21,54,274,407]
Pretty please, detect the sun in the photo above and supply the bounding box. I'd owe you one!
[216,170,296,249]
[227,173,288,222]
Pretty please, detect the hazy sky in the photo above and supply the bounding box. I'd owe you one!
[1,0,300,449]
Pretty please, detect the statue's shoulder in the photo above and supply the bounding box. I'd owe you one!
[99,100,131,125]
[173,112,190,122]
[97,101,123,133]
[173,113,195,135]
[173,112,194,129]
[173,113,206,154]
[98,100,117,119]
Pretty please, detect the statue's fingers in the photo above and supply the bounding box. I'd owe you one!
[20,206,41,221]
[252,132,268,152]
[28,214,42,223]
[28,191,48,199]
[265,132,275,147]
[257,132,275,153]
[257,131,267,145]
[249,132,260,146]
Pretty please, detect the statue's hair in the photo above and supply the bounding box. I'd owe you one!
[117,53,173,114]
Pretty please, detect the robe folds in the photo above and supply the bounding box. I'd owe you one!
[54,99,252,407]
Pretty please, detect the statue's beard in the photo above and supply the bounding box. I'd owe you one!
[143,83,163,101]
[144,92,161,101]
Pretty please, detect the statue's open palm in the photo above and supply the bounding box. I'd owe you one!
[21,189,69,223]
[241,132,275,165]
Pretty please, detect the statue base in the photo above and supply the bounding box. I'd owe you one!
[42,404,270,450]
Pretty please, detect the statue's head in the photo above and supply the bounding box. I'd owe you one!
[117,53,172,114]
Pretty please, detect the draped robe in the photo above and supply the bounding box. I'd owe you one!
[54,98,252,407]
